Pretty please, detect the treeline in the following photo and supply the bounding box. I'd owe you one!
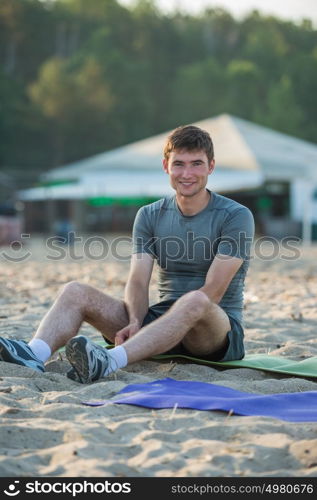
[0,0,316,190]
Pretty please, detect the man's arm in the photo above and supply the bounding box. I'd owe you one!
[198,254,243,304]
[115,252,154,345]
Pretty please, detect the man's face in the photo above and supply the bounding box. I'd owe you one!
[163,149,215,198]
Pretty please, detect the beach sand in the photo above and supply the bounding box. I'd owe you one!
[0,235,316,477]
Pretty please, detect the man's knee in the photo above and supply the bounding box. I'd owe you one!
[59,280,89,305]
[177,290,211,317]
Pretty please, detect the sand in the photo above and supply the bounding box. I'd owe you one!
[0,235,316,478]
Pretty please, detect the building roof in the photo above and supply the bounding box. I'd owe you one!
[42,114,261,179]
[19,114,317,200]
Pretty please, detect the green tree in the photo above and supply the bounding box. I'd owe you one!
[0,0,316,181]
[239,12,289,80]
[257,75,303,136]
[226,59,264,119]
[169,58,228,125]
[289,53,317,141]
[0,0,58,83]
[29,57,115,165]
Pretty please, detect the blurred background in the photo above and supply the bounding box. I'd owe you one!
[0,0,317,247]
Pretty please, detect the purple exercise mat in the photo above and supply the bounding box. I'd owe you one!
[82,377,317,422]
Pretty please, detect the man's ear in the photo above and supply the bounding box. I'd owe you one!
[208,159,215,174]
[163,158,169,174]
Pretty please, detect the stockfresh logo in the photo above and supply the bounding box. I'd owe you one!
[4,481,20,496]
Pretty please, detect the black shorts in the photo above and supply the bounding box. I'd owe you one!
[141,299,245,362]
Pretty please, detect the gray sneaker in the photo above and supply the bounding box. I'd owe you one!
[0,337,45,372]
[65,336,110,384]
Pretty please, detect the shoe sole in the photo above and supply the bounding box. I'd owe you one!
[65,337,90,383]
[0,339,44,372]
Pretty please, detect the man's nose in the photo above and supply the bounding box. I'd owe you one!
[181,166,193,177]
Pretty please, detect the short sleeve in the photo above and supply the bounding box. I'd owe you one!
[132,206,156,256]
[217,207,254,260]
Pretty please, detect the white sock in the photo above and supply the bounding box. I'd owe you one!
[28,339,52,363]
[103,345,128,377]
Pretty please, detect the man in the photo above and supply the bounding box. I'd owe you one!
[0,125,254,383]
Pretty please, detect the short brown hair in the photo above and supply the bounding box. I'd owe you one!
[164,125,214,162]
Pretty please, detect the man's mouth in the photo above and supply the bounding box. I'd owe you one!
[180,182,195,186]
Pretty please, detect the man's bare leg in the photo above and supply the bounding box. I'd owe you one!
[123,290,230,364]
[33,281,129,353]
[0,280,129,372]
[65,289,232,383]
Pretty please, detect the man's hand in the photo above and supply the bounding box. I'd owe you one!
[115,320,141,346]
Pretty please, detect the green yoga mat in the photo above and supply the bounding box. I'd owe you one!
[60,342,317,379]
[151,352,317,379]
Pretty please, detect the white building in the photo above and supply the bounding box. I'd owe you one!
[19,114,317,241]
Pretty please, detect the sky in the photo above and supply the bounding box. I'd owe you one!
[119,0,317,25]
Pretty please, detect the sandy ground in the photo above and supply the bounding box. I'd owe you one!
[0,235,316,478]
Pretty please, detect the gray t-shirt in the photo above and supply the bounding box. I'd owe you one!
[132,190,254,324]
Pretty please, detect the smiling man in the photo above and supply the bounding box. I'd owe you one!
[0,125,254,383]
